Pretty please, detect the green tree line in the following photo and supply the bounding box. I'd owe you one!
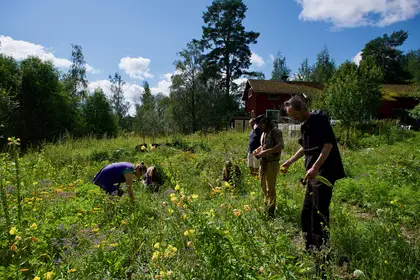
[1,0,420,149]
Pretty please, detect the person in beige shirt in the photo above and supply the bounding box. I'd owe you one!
[253,115,284,219]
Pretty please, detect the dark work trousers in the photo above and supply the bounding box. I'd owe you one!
[301,179,333,251]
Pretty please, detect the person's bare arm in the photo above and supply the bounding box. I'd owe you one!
[281,147,304,173]
[124,172,135,202]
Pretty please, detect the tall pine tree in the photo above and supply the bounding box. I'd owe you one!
[311,46,336,83]
[109,72,129,128]
[270,52,291,80]
[198,0,259,98]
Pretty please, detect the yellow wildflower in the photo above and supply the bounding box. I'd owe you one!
[167,208,174,214]
[152,251,160,262]
[174,185,180,191]
[44,271,55,280]
[191,194,199,199]
[33,277,41,280]
[243,205,251,212]
[109,243,119,247]
[9,227,17,235]
[68,268,77,273]
[187,241,194,247]
[167,271,173,276]
[121,220,127,225]
[154,242,160,249]
[30,223,37,230]
[92,228,99,233]
[20,268,30,272]
[15,236,22,241]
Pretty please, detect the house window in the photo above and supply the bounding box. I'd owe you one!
[266,110,280,120]
[268,94,279,100]
[248,88,253,98]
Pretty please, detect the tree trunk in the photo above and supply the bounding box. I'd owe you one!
[191,74,196,134]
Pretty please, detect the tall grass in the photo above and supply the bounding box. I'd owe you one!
[0,131,419,279]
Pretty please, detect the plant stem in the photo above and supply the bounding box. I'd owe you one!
[0,171,11,229]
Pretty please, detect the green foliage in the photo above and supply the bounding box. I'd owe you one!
[17,57,75,144]
[0,55,20,141]
[361,30,411,84]
[270,51,291,80]
[135,81,160,142]
[325,60,383,136]
[83,88,118,137]
[0,131,419,279]
[171,41,203,133]
[310,46,336,83]
[64,44,88,101]
[296,58,313,82]
[109,72,130,128]
[406,49,420,84]
[198,0,259,98]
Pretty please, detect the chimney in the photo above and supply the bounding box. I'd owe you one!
[281,75,289,82]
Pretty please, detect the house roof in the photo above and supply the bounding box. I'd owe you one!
[242,79,420,102]
[380,84,420,101]
[242,79,323,100]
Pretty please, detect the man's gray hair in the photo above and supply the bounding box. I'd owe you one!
[284,95,307,111]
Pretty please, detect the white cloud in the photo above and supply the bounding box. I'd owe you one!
[88,80,144,116]
[296,0,420,28]
[151,73,173,95]
[0,35,98,73]
[233,77,248,85]
[353,52,363,66]
[86,64,100,74]
[119,56,153,80]
[250,51,265,68]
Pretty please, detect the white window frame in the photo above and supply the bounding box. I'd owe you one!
[268,94,280,100]
[248,88,253,98]
[266,109,280,120]
[251,110,255,118]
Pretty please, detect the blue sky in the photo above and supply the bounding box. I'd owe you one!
[1,0,420,111]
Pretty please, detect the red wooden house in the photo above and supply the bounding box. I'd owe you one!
[241,79,323,120]
[241,79,419,121]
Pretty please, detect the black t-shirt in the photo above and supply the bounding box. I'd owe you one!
[299,111,345,184]
[249,127,262,153]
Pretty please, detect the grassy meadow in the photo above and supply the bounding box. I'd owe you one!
[0,130,419,280]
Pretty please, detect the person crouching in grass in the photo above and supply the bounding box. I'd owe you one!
[222,160,242,188]
[93,162,145,202]
[143,165,164,192]
[252,115,284,219]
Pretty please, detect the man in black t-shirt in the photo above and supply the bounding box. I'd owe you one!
[281,96,345,252]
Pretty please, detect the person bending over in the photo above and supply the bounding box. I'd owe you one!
[93,162,145,202]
